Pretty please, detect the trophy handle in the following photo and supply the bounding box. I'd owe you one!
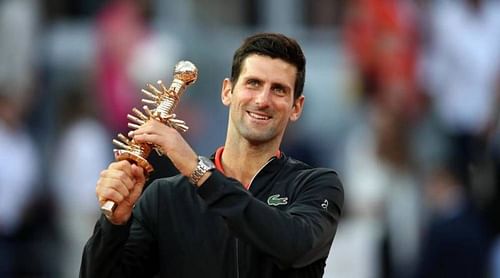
[101,200,117,217]
[99,149,154,216]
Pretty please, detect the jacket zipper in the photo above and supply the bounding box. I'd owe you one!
[235,238,240,278]
[247,157,276,190]
[236,156,277,277]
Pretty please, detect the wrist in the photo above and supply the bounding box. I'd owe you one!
[188,156,216,185]
[195,171,212,187]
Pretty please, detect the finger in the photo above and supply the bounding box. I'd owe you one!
[123,165,146,204]
[131,164,146,184]
[102,177,131,198]
[128,176,146,203]
[100,169,135,190]
[132,133,165,146]
[108,161,134,176]
[96,176,129,199]
[97,186,125,204]
[134,118,165,133]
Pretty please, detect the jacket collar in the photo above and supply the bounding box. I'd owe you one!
[211,146,285,175]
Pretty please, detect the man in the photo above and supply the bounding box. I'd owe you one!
[80,33,344,277]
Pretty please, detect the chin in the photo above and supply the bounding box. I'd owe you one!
[235,121,281,144]
[242,131,278,145]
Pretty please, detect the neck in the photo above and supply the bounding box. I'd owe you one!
[221,138,280,185]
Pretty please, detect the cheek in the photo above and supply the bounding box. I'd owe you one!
[276,100,294,113]
[235,97,254,111]
[237,90,253,102]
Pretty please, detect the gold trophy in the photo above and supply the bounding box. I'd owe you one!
[101,61,198,217]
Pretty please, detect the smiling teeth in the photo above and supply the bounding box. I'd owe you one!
[249,112,270,120]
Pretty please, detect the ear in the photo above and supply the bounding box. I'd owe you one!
[289,95,305,122]
[221,78,232,107]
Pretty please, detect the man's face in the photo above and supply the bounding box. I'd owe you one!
[222,54,304,145]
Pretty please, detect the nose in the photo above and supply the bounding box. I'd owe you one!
[254,88,271,107]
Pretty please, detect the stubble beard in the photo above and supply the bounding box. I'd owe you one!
[231,109,280,145]
[238,122,277,144]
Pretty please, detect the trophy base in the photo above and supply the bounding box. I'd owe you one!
[114,149,154,174]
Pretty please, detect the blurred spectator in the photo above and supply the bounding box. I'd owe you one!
[94,0,181,135]
[326,102,422,278]
[0,0,39,94]
[0,0,56,276]
[416,163,489,278]
[50,84,112,277]
[334,2,427,276]
[342,0,424,121]
[0,89,48,276]
[413,3,500,277]
[281,124,322,168]
[94,0,150,134]
[420,0,500,191]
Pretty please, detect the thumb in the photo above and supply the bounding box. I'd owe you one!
[131,164,146,185]
[126,164,147,204]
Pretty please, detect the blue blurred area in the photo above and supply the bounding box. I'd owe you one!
[0,0,499,277]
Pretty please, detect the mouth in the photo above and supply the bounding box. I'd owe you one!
[247,111,272,121]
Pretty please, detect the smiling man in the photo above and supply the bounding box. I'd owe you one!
[80,33,344,278]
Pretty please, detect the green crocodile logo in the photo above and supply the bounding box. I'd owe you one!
[267,194,288,206]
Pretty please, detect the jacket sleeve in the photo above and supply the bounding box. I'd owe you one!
[79,182,160,278]
[196,169,344,268]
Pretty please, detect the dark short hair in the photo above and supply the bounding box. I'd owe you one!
[230,33,306,99]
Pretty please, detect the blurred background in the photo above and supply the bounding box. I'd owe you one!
[0,0,499,277]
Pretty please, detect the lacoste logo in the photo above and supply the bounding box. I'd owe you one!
[267,194,288,206]
[321,199,329,210]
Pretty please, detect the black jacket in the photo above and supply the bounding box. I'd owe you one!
[80,153,343,278]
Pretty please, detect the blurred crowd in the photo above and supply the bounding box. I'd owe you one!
[0,0,499,277]
[326,1,500,278]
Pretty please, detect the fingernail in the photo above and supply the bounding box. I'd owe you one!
[128,131,134,137]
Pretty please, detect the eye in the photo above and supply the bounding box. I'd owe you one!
[246,79,260,88]
[272,85,287,96]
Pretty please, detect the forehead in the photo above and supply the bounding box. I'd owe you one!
[239,54,297,87]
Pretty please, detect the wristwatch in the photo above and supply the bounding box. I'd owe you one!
[189,156,216,185]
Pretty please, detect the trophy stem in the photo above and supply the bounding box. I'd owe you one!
[156,97,176,119]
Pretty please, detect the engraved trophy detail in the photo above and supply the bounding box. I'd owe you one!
[101,61,198,217]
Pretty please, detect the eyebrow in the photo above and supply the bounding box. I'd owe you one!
[243,75,292,91]
[271,82,292,93]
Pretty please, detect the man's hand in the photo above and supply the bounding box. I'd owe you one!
[96,161,146,225]
[129,118,198,178]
